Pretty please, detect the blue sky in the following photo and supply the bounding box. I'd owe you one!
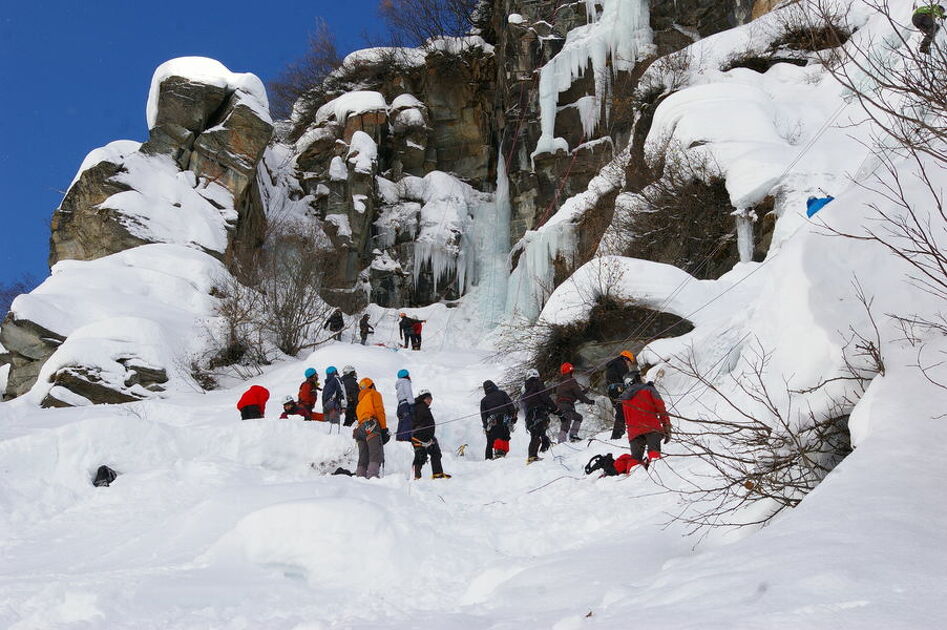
[0,0,382,286]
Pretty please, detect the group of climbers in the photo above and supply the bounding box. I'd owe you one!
[236,345,671,480]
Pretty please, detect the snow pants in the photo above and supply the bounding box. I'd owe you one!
[360,332,368,345]
[484,416,512,459]
[344,403,357,427]
[527,415,551,458]
[240,405,263,420]
[629,432,663,462]
[396,401,415,441]
[412,438,444,477]
[355,421,384,478]
[608,384,625,439]
[557,402,583,442]
[324,400,342,424]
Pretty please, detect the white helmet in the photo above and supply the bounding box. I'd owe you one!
[526,368,540,380]
[417,388,432,399]
[282,395,295,404]
[342,365,356,375]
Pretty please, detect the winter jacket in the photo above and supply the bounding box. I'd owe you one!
[395,376,414,403]
[325,310,344,331]
[412,322,423,336]
[520,376,557,426]
[237,385,269,415]
[556,377,594,405]
[412,395,437,442]
[322,374,347,407]
[280,403,310,420]
[299,378,320,410]
[356,386,388,429]
[621,382,671,439]
[480,380,516,428]
[359,316,374,335]
[604,356,630,386]
[342,373,359,408]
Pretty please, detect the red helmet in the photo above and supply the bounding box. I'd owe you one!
[560,362,574,375]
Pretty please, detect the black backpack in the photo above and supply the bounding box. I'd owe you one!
[93,465,118,487]
[585,454,618,477]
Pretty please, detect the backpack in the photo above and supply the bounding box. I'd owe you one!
[585,454,618,477]
[93,465,118,487]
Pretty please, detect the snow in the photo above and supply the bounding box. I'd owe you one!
[346,130,377,174]
[533,0,653,157]
[507,13,525,25]
[66,140,141,192]
[146,57,270,130]
[10,244,226,404]
[339,47,426,69]
[3,3,947,628]
[390,93,423,111]
[329,156,348,182]
[314,91,387,125]
[325,213,352,239]
[97,151,237,254]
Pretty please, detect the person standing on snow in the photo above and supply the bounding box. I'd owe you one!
[411,389,451,479]
[279,395,310,420]
[237,385,270,420]
[519,369,557,464]
[913,3,946,54]
[298,368,321,418]
[324,308,345,341]
[359,314,374,345]
[620,370,671,470]
[322,366,347,426]
[604,350,636,439]
[354,377,389,478]
[341,365,360,426]
[480,380,517,459]
[394,369,415,441]
[398,313,418,349]
[555,362,595,443]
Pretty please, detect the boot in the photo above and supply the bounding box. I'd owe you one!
[432,472,452,479]
[527,456,543,464]
[569,434,581,442]
[414,465,423,480]
[558,430,568,443]
[493,449,507,458]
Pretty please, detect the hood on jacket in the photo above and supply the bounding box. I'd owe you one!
[359,377,374,389]
[483,380,498,394]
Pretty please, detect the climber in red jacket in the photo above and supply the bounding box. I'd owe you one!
[237,385,270,420]
[618,371,671,471]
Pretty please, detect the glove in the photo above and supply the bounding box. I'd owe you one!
[664,428,671,444]
[381,428,391,444]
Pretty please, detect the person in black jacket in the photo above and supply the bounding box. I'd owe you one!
[324,309,345,341]
[604,351,636,439]
[519,369,557,463]
[555,362,595,443]
[358,314,374,345]
[322,366,347,426]
[341,365,360,426]
[480,380,517,459]
[411,390,451,479]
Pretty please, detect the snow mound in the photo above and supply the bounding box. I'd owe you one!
[67,140,141,192]
[315,91,387,125]
[146,56,269,129]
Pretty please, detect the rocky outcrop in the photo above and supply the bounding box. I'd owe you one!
[0,317,64,399]
[50,63,273,267]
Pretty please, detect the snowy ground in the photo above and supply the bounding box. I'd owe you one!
[1,319,945,629]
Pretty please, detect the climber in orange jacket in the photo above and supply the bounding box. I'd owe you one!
[354,377,389,478]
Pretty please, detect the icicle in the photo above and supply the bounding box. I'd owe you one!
[732,208,757,263]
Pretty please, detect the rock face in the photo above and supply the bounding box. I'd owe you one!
[50,65,273,268]
[4,59,272,403]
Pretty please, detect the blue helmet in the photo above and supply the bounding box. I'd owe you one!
[304,368,317,378]
[326,366,338,375]
[397,369,409,379]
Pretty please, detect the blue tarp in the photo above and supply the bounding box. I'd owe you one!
[806,195,835,218]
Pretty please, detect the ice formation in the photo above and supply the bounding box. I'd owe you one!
[533,0,653,158]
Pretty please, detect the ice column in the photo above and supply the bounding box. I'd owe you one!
[733,208,757,263]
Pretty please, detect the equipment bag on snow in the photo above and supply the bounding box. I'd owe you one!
[585,454,618,476]
[93,465,118,487]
